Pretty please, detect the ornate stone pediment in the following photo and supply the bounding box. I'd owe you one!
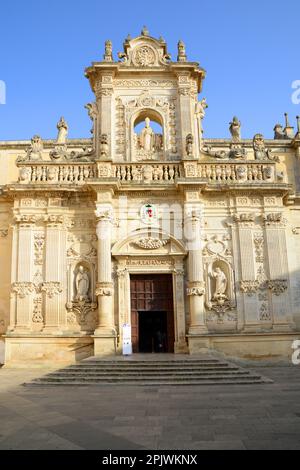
[118,31,171,68]
[112,230,186,257]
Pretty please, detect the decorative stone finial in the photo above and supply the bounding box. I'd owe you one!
[284,112,294,139]
[297,116,300,134]
[141,26,150,37]
[177,40,187,62]
[125,34,131,42]
[284,112,290,128]
[56,117,68,144]
[103,40,113,62]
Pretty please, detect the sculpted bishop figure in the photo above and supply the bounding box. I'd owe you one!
[140,117,155,151]
[210,267,228,300]
[135,117,163,160]
[75,266,90,302]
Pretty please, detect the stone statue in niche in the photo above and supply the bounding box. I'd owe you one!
[140,118,154,151]
[75,266,90,301]
[210,267,228,300]
[229,116,241,142]
[56,117,68,144]
[186,134,194,156]
[134,117,163,160]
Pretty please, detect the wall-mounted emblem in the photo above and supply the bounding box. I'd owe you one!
[140,204,158,225]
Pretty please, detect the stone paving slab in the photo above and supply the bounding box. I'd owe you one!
[1,364,300,449]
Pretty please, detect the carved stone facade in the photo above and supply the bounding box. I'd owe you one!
[0,29,300,365]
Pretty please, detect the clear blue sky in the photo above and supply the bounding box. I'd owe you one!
[0,0,299,140]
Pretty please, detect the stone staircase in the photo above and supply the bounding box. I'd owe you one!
[25,355,272,386]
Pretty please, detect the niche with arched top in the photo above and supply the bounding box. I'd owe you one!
[204,258,236,312]
[73,262,91,302]
[132,109,165,161]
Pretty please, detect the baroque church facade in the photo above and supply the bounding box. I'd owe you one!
[1,29,300,366]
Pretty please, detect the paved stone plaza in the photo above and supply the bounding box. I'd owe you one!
[1,364,300,450]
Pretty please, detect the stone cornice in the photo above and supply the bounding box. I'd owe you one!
[0,138,91,150]
[85,62,205,93]
[0,139,293,151]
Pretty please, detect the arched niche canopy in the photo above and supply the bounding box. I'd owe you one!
[131,108,165,162]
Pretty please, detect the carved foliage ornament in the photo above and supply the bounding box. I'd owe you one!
[133,237,169,250]
[233,213,255,225]
[263,213,285,226]
[95,283,113,297]
[240,280,260,295]
[32,298,43,323]
[34,233,45,265]
[12,282,35,298]
[268,280,288,296]
[41,282,63,299]
[66,300,97,325]
[132,46,156,67]
[187,286,205,296]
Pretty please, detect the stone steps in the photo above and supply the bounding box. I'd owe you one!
[62,365,238,371]
[25,356,272,386]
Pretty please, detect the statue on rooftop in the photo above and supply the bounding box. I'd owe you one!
[25,135,43,161]
[229,116,241,142]
[56,117,68,144]
[253,133,279,161]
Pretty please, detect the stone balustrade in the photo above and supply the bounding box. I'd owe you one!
[197,162,276,182]
[113,163,182,182]
[17,160,278,185]
[18,163,96,184]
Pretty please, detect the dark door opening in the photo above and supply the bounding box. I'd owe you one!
[138,311,168,353]
[130,274,175,353]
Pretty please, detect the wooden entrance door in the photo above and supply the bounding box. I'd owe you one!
[130,274,175,353]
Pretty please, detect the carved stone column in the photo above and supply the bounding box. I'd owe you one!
[185,206,207,335]
[263,213,294,331]
[173,262,189,353]
[42,215,64,332]
[10,215,36,332]
[116,266,130,326]
[95,74,114,160]
[177,74,194,157]
[94,204,116,354]
[233,213,259,332]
